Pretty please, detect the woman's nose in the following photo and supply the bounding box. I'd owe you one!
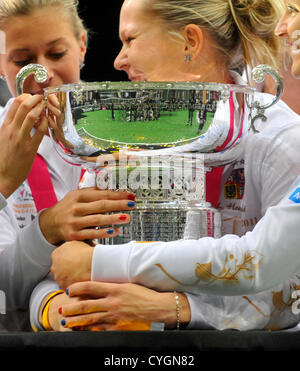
[114,47,128,72]
[274,16,288,37]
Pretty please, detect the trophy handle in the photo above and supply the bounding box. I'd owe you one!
[246,64,283,133]
[16,63,49,96]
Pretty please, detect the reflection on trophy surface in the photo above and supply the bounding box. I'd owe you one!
[16,64,282,244]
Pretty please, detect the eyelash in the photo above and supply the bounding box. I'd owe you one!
[14,51,67,67]
[287,5,299,15]
[51,51,67,59]
[125,37,134,43]
[14,59,32,67]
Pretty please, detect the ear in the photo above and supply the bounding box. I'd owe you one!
[79,32,87,63]
[183,24,204,59]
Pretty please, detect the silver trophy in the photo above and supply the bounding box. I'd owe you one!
[16,64,282,243]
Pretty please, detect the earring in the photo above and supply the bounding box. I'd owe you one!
[80,62,85,70]
[0,75,6,81]
[185,55,192,62]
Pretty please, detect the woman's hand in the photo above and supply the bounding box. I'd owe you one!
[0,94,48,198]
[58,281,191,331]
[46,292,79,331]
[51,241,94,290]
[39,188,136,245]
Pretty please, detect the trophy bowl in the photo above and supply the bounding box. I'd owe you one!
[16,64,282,243]
[44,80,253,162]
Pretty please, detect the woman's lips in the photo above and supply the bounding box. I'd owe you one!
[129,74,145,81]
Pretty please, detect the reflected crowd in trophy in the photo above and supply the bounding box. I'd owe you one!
[70,88,218,129]
[2,0,300,355]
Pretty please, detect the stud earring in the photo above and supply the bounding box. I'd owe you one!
[185,55,192,62]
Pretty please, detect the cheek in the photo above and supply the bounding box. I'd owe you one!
[60,69,80,84]
[125,47,150,74]
[289,19,300,40]
[131,43,166,70]
[55,58,80,84]
[130,42,151,61]
[291,57,300,78]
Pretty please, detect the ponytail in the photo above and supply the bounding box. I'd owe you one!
[228,0,284,71]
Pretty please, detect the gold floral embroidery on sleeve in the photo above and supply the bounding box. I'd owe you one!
[242,283,300,330]
[271,284,300,311]
[155,250,264,285]
[243,286,298,318]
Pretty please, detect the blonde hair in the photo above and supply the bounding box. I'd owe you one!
[146,0,284,72]
[0,0,88,43]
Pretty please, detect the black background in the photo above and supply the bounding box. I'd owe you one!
[78,1,127,82]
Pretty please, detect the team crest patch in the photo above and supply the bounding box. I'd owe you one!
[289,188,300,204]
[224,166,245,199]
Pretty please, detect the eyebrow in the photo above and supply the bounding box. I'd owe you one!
[9,38,68,54]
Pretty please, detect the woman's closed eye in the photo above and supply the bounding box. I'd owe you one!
[13,50,67,67]
[49,50,68,60]
[287,4,300,16]
[125,37,135,44]
[14,58,34,67]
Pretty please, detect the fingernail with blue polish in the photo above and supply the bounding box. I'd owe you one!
[65,288,69,295]
[107,229,115,235]
[127,201,135,208]
[61,319,66,327]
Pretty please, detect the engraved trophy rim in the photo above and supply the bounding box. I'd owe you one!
[43,80,256,95]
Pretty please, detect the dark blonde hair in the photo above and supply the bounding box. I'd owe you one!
[146,0,284,72]
[0,0,88,43]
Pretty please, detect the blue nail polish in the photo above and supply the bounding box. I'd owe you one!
[127,201,135,207]
[65,288,69,295]
[107,229,115,235]
[61,319,66,326]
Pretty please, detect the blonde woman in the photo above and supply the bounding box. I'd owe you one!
[0,0,136,330]
[35,0,300,332]
[275,0,300,78]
